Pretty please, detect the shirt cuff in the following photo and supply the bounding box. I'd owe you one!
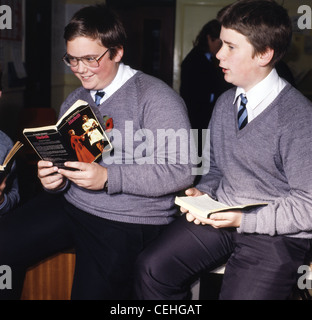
[106,167,122,194]
[237,209,257,234]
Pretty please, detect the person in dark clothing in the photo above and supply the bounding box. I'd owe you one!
[180,19,232,134]
[276,60,296,87]
[0,63,3,98]
[180,20,231,166]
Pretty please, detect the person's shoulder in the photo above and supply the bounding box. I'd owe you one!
[134,71,164,85]
[184,47,205,60]
[0,130,13,152]
[133,71,176,94]
[128,72,185,109]
[65,86,87,102]
[216,87,236,104]
[276,84,312,127]
[0,130,13,145]
[60,87,88,114]
[182,47,209,68]
[279,84,312,110]
[210,88,236,119]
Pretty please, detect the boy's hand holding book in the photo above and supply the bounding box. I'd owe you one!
[187,206,243,229]
[179,187,204,213]
[38,160,67,191]
[58,161,108,191]
[183,189,243,228]
[177,189,267,228]
[179,187,208,225]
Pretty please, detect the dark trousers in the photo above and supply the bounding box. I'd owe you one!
[0,192,165,300]
[134,215,312,300]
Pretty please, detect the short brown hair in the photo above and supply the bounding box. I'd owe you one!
[64,3,127,60]
[218,0,292,66]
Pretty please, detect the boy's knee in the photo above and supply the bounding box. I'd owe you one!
[135,249,156,280]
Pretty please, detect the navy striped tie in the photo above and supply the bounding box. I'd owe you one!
[238,94,248,130]
[95,91,105,106]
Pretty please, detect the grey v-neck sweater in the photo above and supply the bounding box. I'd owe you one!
[58,71,194,225]
[197,84,312,238]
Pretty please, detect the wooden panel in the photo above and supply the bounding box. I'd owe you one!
[21,253,75,300]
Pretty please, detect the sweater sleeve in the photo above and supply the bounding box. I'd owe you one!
[0,163,20,215]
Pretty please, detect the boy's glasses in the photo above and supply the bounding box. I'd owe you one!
[62,48,110,68]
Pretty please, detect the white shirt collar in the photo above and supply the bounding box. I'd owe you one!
[90,63,137,104]
[233,68,287,121]
[234,69,279,105]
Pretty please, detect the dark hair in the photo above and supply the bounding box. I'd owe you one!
[194,19,221,52]
[64,3,127,60]
[218,0,292,66]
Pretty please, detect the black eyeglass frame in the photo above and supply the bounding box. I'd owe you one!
[62,48,110,68]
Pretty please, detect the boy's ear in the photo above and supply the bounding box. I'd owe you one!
[258,47,274,67]
[114,47,124,63]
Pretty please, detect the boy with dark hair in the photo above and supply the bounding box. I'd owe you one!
[135,0,312,300]
[0,4,193,300]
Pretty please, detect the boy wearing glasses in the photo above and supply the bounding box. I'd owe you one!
[0,4,193,299]
[135,0,312,300]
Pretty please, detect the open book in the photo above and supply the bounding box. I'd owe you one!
[0,141,23,183]
[23,100,112,168]
[175,194,267,218]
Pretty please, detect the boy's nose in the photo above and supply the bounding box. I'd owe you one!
[76,60,88,73]
[216,47,223,61]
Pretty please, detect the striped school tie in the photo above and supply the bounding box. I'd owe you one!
[238,94,248,130]
[95,91,105,106]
